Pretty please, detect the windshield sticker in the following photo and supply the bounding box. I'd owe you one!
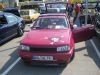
[39,16,64,19]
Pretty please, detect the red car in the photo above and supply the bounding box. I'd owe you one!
[18,13,94,66]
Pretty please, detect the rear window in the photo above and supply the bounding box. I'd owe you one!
[3,9,20,17]
[20,11,29,15]
[33,16,68,29]
[3,10,20,17]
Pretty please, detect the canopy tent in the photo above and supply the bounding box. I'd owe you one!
[70,0,98,4]
[70,0,82,4]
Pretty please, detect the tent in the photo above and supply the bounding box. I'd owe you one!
[70,0,82,4]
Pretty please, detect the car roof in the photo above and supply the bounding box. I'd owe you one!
[0,12,14,15]
[20,9,35,11]
[45,2,68,4]
[3,8,19,11]
[39,13,67,17]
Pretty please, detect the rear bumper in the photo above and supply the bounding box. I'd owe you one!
[23,19,31,22]
[18,47,74,64]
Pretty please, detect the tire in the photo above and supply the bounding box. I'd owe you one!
[94,30,97,36]
[17,25,24,37]
[70,51,75,62]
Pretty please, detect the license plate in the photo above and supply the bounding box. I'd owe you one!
[32,56,53,61]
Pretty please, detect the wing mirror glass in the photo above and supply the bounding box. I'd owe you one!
[73,24,78,29]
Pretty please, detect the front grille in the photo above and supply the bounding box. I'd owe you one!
[30,47,57,52]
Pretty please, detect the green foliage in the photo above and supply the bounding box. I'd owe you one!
[19,0,25,2]
[34,8,38,12]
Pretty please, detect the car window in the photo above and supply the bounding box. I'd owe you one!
[0,15,7,24]
[13,16,18,21]
[20,11,29,15]
[6,15,16,23]
[33,16,68,29]
[34,11,37,13]
[3,9,20,17]
[31,10,34,14]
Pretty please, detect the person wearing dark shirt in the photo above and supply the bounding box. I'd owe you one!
[96,3,100,12]
[68,4,73,19]
[80,3,83,14]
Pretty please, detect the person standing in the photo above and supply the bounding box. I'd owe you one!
[75,2,80,18]
[95,3,100,12]
[68,4,73,19]
[80,3,83,14]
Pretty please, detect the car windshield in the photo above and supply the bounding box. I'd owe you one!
[40,7,46,10]
[33,16,68,29]
[3,10,20,17]
[20,11,29,15]
[46,4,66,9]
[46,3,67,13]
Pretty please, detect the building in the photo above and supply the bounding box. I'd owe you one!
[1,0,100,9]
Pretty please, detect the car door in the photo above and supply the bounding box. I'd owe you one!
[5,14,18,36]
[72,15,94,43]
[0,15,9,43]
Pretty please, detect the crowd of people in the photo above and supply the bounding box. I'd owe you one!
[68,2,100,19]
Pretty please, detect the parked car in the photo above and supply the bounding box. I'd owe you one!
[82,2,98,21]
[41,2,68,14]
[0,12,25,44]
[20,9,40,23]
[94,12,100,37]
[38,6,46,14]
[3,8,20,17]
[18,13,94,66]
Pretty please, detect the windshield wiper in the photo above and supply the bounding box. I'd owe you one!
[33,27,51,29]
[33,27,44,29]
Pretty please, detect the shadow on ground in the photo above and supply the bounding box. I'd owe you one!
[75,39,100,69]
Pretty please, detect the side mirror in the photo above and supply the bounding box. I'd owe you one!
[73,24,78,29]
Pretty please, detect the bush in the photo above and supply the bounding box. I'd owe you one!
[34,8,38,12]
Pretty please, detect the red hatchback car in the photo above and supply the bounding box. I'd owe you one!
[18,13,94,65]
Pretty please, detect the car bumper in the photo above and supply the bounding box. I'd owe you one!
[18,47,74,64]
[23,19,31,22]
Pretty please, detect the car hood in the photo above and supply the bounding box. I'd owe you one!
[21,29,71,47]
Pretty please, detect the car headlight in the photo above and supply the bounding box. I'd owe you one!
[57,45,70,52]
[20,45,30,51]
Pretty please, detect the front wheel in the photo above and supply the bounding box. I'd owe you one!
[70,51,75,62]
[17,26,24,37]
